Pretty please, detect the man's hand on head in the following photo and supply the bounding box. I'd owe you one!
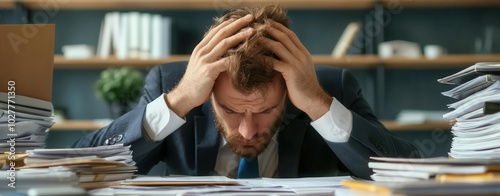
[165,14,255,118]
[260,21,333,121]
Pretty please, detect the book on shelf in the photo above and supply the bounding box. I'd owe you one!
[97,11,172,60]
[331,22,361,58]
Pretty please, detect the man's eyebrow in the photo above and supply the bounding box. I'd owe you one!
[258,104,279,113]
[219,103,237,112]
[218,102,280,113]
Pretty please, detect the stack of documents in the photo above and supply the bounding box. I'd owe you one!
[438,62,500,159]
[368,156,500,182]
[20,144,137,189]
[0,92,54,153]
[0,168,87,194]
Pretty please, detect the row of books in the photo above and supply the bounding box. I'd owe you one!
[97,12,172,60]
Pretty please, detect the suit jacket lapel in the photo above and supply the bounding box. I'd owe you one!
[194,102,220,176]
[278,117,309,178]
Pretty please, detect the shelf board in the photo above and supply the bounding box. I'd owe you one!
[50,120,450,131]
[51,120,111,130]
[313,55,380,68]
[54,55,190,69]
[382,54,500,69]
[0,0,15,9]
[381,121,451,131]
[53,55,381,69]
[382,0,500,8]
[19,0,374,10]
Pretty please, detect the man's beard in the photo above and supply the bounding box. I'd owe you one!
[213,110,283,158]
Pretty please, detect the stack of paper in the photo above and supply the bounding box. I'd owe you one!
[368,156,500,182]
[20,144,137,189]
[0,168,86,194]
[438,63,500,159]
[0,92,54,154]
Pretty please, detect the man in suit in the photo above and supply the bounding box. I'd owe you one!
[74,5,420,180]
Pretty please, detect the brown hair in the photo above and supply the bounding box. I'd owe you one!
[210,4,290,95]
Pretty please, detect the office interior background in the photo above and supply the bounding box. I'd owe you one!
[1,1,499,174]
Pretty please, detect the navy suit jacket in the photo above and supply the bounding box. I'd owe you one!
[73,61,420,180]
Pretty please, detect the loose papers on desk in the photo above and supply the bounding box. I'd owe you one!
[20,144,137,189]
[89,176,352,196]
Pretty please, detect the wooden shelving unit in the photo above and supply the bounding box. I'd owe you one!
[50,120,451,131]
[0,0,15,9]
[18,0,374,10]
[53,55,381,69]
[381,0,500,8]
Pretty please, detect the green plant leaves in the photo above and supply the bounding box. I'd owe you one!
[94,67,144,105]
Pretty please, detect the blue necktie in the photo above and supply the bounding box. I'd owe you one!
[237,157,259,178]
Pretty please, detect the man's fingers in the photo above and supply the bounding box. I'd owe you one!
[259,37,296,65]
[205,28,255,62]
[266,26,304,60]
[194,20,232,53]
[270,21,308,54]
[201,14,254,55]
[262,55,287,75]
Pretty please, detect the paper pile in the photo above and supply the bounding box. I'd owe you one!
[438,62,500,159]
[21,144,137,189]
[368,156,500,182]
[0,92,54,155]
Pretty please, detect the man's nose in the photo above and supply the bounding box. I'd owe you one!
[239,113,258,140]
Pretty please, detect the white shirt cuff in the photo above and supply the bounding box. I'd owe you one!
[143,94,186,141]
[310,98,353,143]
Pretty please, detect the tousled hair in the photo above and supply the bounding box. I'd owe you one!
[209,4,290,95]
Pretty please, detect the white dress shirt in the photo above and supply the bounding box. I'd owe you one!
[143,94,353,177]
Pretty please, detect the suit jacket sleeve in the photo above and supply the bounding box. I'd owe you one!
[318,67,421,180]
[72,65,170,174]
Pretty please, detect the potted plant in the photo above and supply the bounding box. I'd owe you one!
[94,67,144,118]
